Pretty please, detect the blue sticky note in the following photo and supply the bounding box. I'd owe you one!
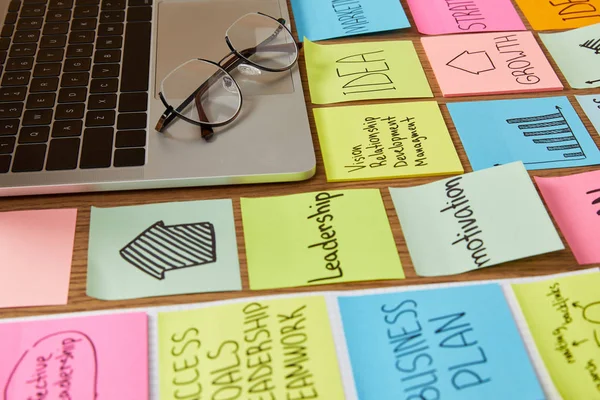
[447,97,600,171]
[290,0,410,42]
[338,284,544,400]
[576,95,600,136]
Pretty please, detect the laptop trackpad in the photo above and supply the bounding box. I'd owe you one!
[154,0,294,99]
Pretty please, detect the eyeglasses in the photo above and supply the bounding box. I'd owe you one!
[155,12,300,140]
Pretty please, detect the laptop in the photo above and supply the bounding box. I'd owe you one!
[0,0,315,196]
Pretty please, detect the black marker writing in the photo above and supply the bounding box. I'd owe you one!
[331,0,369,34]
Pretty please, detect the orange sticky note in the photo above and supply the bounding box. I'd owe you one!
[422,32,563,97]
[515,0,600,30]
[535,170,600,265]
[0,208,77,308]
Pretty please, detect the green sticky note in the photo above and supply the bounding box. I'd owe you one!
[540,24,600,89]
[304,39,433,104]
[313,101,463,182]
[241,189,404,289]
[389,162,564,276]
[87,200,241,300]
[157,296,346,400]
[512,272,600,399]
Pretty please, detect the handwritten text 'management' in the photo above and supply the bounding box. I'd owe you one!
[331,0,370,35]
[441,177,491,268]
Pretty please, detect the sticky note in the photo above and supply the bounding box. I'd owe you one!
[389,162,564,276]
[87,200,241,300]
[515,0,600,30]
[407,0,525,35]
[447,96,600,171]
[535,170,600,264]
[158,296,345,399]
[0,312,148,400]
[0,208,76,308]
[512,272,600,400]
[576,94,600,133]
[313,102,463,182]
[291,0,410,42]
[540,23,600,89]
[338,284,544,400]
[421,32,563,97]
[241,189,404,289]
[305,39,432,104]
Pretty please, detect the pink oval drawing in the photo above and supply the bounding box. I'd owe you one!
[4,330,98,400]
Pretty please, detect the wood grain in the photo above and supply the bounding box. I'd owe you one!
[0,1,599,320]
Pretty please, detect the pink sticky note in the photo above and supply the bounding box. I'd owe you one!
[535,170,600,265]
[0,208,77,308]
[407,0,526,35]
[0,312,148,400]
[422,32,563,97]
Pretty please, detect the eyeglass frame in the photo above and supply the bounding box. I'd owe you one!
[155,12,301,140]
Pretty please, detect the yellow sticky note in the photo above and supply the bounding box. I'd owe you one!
[515,0,600,30]
[314,101,463,182]
[512,272,600,399]
[304,39,433,104]
[158,296,345,400]
[241,189,404,290]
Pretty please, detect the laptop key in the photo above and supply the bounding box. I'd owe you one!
[52,120,83,137]
[61,72,89,87]
[100,10,125,23]
[64,57,91,71]
[69,31,95,43]
[23,0,47,4]
[102,0,126,10]
[127,6,151,22]
[30,77,59,92]
[6,57,34,71]
[0,136,16,154]
[33,63,62,77]
[118,92,147,112]
[92,63,118,78]
[11,43,37,57]
[49,0,75,9]
[46,138,81,170]
[88,93,116,109]
[98,23,123,36]
[12,143,46,172]
[8,1,21,12]
[14,31,41,43]
[0,119,19,135]
[121,21,150,92]
[117,112,146,129]
[46,10,72,22]
[42,23,69,36]
[37,49,64,62]
[0,51,6,64]
[0,87,27,102]
[80,127,113,168]
[0,102,23,118]
[85,109,115,126]
[16,18,44,31]
[67,44,93,57]
[114,147,144,167]
[18,126,50,143]
[129,0,152,6]
[116,129,145,147]
[0,38,11,50]
[0,155,10,173]
[77,0,101,5]
[26,93,56,109]
[2,71,31,86]
[58,87,87,103]
[20,4,45,16]
[94,49,120,63]
[1,25,14,37]
[90,78,117,93]
[74,5,99,18]
[40,35,68,48]
[56,103,85,119]
[22,109,53,125]
[71,18,97,30]
[96,36,122,49]
[4,13,17,25]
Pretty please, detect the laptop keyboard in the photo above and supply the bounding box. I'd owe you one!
[0,0,151,173]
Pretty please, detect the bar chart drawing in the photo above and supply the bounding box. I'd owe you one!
[586,188,600,216]
[505,106,586,166]
[120,220,217,280]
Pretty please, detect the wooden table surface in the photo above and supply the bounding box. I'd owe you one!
[1,2,599,320]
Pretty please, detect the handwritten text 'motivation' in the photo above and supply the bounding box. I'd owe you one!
[441,177,491,268]
[346,115,428,173]
[331,0,370,35]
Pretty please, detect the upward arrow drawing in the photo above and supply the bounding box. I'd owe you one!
[446,50,496,75]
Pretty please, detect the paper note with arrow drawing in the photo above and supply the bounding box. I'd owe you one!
[512,272,600,400]
[576,95,600,135]
[535,169,600,265]
[447,96,600,170]
[540,23,600,88]
[422,31,562,97]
